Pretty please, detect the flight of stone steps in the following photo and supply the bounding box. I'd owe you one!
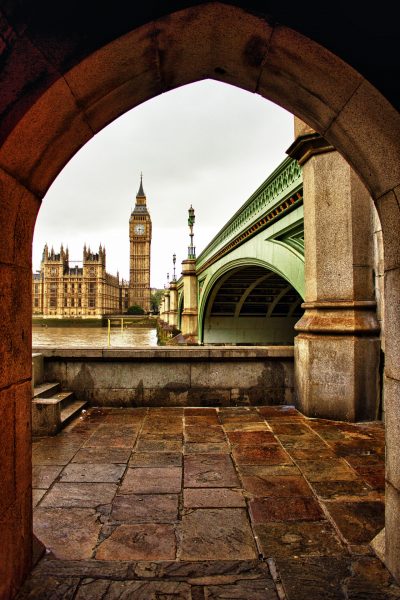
[32,354,87,436]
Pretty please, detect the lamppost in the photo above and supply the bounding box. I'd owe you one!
[188,205,196,259]
[172,253,176,281]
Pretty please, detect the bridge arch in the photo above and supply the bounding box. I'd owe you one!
[1,2,400,595]
[199,258,303,343]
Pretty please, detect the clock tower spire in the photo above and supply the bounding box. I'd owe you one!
[129,173,152,312]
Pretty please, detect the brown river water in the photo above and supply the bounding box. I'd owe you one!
[32,326,158,348]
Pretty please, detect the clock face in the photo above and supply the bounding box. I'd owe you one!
[134,224,145,235]
[50,267,57,275]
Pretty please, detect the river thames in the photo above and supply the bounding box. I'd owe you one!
[32,326,158,348]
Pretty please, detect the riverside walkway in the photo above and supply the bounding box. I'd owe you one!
[19,406,399,599]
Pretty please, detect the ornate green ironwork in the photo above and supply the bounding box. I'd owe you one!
[196,157,302,271]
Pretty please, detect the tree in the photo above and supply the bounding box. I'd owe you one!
[127,304,145,315]
[150,289,164,314]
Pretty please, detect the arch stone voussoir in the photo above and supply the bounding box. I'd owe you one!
[257,24,363,135]
[0,78,94,197]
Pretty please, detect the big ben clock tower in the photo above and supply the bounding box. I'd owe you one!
[129,174,152,312]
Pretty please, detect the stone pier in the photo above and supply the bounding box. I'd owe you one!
[288,121,380,422]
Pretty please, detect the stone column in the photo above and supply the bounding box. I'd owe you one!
[287,120,380,421]
[159,295,165,320]
[168,281,178,328]
[163,289,170,324]
[181,258,198,341]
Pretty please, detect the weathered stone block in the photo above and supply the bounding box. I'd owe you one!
[385,482,400,582]
[295,334,380,421]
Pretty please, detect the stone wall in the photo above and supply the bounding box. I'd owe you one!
[33,347,295,407]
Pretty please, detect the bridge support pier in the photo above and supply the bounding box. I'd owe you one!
[288,123,380,421]
[168,281,178,328]
[181,258,198,342]
[163,289,170,324]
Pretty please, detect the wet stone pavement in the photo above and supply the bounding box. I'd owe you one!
[18,406,400,599]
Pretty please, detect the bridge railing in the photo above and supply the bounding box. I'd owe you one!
[196,156,302,270]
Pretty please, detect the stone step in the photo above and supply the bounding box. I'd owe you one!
[33,381,61,399]
[61,399,87,426]
[32,390,86,436]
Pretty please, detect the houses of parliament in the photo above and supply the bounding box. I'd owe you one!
[32,177,152,317]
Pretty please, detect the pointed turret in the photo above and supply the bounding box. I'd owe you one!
[131,173,149,216]
[136,172,145,198]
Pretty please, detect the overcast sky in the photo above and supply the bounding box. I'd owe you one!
[33,80,294,288]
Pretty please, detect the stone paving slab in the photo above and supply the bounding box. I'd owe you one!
[297,458,359,481]
[257,406,303,418]
[278,434,330,450]
[83,430,137,448]
[222,421,271,431]
[33,558,268,579]
[71,447,132,464]
[226,430,278,446]
[75,579,191,599]
[32,445,80,466]
[180,509,257,560]
[33,489,47,507]
[183,488,246,508]
[276,555,400,600]
[96,523,177,560]
[249,496,325,523]
[119,467,182,494]
[25,406,400,600]
[32,465,64,488]
[232,444,292,465]
[241,474,313,497]
[135,438,182,452]
[40,483,117,508]
[289,447,337,460]
[267,421,312,434]
[184,426,226,443]
[254,520,344,558]
[16,576,80,600]
[34,508,102,559]
[205,579,278,599]
[110,494,179,523]
[60,463,126,483]
[323,500,385,545]
[311,479,381,500]
[184,454,239,487]
[129,451,182,467]
[184,442,230,454]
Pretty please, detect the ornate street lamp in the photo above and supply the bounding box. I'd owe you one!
[188,205,196,259]
[172,253,176,281]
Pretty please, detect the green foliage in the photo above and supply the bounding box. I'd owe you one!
[127,304,145,315]
[150,289,164,313]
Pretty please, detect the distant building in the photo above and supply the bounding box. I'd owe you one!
[32,176,152,318]
[32,244,122,317]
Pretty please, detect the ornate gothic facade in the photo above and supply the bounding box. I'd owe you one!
[32,177,151,317]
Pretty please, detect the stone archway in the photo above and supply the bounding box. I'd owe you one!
[1,3,400,597]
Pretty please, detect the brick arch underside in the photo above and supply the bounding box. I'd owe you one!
[1,3,400,599]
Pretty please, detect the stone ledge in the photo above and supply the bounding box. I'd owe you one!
[32,346,295,361]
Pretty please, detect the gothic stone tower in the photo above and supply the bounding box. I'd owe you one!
[129,175,152,312]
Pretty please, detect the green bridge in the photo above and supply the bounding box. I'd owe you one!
[161,156,304,345]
